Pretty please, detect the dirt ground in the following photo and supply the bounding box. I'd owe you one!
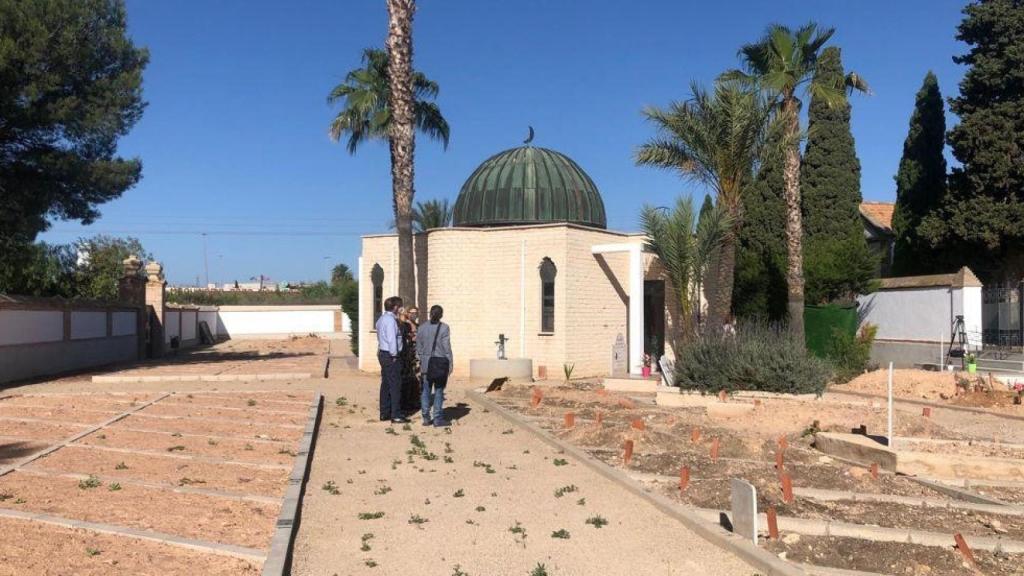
[0,516,261,576]
[836,368,1024,411]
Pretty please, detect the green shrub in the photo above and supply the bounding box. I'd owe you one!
[824,324,877,384]
[674,322,831,395]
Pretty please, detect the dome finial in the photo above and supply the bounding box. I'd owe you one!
[523,125,534,145]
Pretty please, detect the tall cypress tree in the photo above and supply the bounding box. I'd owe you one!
[891,72,948,276]
[733,133,787,320]
[800,47,876,303]
[924,0,1024,283]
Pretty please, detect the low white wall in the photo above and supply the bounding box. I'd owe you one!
[858,285,983,347]
[71,311,107,340]
[0,310,63,346]
[165,310,180,343]
[216,305,344,337]
[198,309,219,339]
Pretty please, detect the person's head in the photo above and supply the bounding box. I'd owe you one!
[407,307,419,323]
[429,305,444,325]
[384,296,403,313]
[397,306,407,321]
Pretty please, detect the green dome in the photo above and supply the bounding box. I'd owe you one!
[452,146,606,229]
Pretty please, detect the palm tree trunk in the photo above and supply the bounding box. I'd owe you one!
[782,99,805,343]
[386,0,417,304]
[709,226,737,330]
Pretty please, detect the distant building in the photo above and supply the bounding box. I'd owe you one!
[859,201,895,277]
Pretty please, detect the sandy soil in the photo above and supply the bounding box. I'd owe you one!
[0,419,87,442]
[25,445,289,497]
[113,413,303,441]
[290,373,758,576]
[0,471,278,548]
[836,369,1024,411]
[75,428,295,466]
[141,402,309,425]
[0,404,119,425]
[0,516,261,576]
[0,393,157,411]
[161,394,309,411]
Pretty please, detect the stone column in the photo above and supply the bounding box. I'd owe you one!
[145,261,167,358]
[117,255,146,359]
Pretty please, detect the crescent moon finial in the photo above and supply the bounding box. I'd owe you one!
[523,125,535,145]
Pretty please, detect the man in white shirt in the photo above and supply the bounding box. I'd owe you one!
[376,296,409,423]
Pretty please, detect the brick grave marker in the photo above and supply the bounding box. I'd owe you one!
[730,479,758,546]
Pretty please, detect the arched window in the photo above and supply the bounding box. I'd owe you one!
[539,258,557,333]
[371,264,384,324]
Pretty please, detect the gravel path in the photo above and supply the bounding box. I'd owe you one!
[290,373,756,576]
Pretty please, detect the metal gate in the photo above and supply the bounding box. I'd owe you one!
[982,283,1024,349]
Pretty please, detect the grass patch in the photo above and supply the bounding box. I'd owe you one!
[85,547,101,557]
[207,439,218,446]
[452,565,469,576]
[551,529,570,539]
[385,427,398,436]
[360,532,374,551]
[585,515,608,528]
[322,480,340,495]
[247,399,257,406]
[78,475,101,489]
[358,511,385,520]
[336,396,348,406]
[453,488,465,498]
[475,506,486,512]
[530,564,549,576]
[553,484,578,498]
[364,559,378,568]
[373,483,392,496]
[167,445,186,452]
[553,458,568,466]
[576,497,586,506]
[108,483,122,492]
[508,521,527,547]
[178,477,206,486]
[408,514,429,526]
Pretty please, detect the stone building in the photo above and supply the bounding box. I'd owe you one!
[357,144,676,379]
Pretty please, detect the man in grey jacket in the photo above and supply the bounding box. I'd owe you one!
[416,305,452,427]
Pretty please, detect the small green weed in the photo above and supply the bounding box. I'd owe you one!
[322,481,340,495]
[408,514,428,526]
[360,532,374,551]
[553,484,577,498]
[551,529,570,539]
[167,445,186,452]
[171,432,182,438]
[531,563,549,576]
[358,511,385,520]
[508,521,527,547]
[114,461,128,470]
[85,547,101,557]
[453,488,465,498]
[335,396,348,406]
[451,565,469,576]
[207,439,218,446]
[373,484,392,496]
[585,515,608,528]
[108,483,122,492]
[244,443,254,451]
[576,497,586,506]
[553,458,568,466]
[178,477,206,486]
[475,506,486,512]
[78,475,102,489]
[364,559,378,567]
[385,427,397,436]
[247,399,257,406]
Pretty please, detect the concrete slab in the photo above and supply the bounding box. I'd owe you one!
[813,433,898,472]
[603,377,659,393]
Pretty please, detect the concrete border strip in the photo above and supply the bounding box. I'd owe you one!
[0,392,172,478]
[64,443,293,471]
[154,400,309,416]
[800,564,888,576]
[792,486,1024,516]
[829,390,1024,423]
[0,507,266,562]
[14,468,281,504]
[687,507,1024,554]
[262,391,324,576]
[906,476,1011,506]
[92,372,315,384]
[466,389,806,576]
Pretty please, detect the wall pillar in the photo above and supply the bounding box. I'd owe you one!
[145,261,167,358]
[592,242,646,375]
[118,255,146,359]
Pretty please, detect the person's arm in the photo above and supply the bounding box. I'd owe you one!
[441,324,453,374]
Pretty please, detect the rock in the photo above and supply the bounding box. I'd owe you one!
[986,519,1009,534]
[817,456,834,464]
[782,533,801,545]
[848,467,869,479]
[777,552,788,561]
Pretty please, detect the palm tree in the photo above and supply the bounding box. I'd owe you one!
[636,83,770,329]
[722,23,868,342]
[327,48,449,154]
[412,198,453,232]
[641,197,730,351]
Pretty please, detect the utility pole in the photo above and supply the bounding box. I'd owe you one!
[202,232,209,288]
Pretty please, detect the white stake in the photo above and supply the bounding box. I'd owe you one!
[887,361,894,449]
[939,333,944,371]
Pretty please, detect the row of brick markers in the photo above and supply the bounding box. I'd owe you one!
[526,384,978,570]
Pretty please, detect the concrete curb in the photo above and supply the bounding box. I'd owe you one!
[0,392,172,478]
[828,390,1024,423]
[792,486,1024,516]
[467,389,807,576]
[0,507,266,562]
[906,476,1011,507]
[262,391,323,576]
[688,508,1024,554]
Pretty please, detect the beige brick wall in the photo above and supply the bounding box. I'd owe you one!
[358,224,676,378]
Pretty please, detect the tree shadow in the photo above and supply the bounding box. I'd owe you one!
[0,441,45,465]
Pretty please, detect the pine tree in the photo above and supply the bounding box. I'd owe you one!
[923,0,1024,282]
[733,134,787,320]
[891,72,948,275]
[800,47,876,303]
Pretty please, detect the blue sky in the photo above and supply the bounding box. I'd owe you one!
[41,1,969,286]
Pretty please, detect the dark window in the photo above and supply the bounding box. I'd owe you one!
[539,258,557,333]
[371,264,384,324]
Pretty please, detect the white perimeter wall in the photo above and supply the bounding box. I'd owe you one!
[0,310,63,346]
[215,305,348,337]
[858,285,983,347]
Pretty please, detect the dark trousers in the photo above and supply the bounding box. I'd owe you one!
[378,351,403,420]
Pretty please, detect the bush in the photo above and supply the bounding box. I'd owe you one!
[674,322,831,395]
[824,324,877,384]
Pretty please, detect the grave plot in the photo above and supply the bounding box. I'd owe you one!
[488,382,1024,576]
[0,389,320,575]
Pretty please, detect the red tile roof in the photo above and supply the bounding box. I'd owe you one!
[859,202,894,232]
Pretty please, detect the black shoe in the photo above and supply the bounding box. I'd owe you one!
[391,417,411,424]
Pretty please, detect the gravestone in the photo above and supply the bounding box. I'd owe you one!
[730,478,758,545]
[611,333,627,376]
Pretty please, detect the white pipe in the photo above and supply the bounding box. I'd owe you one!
[358,257,364,371]
[939,332,944,371]
[887,362,894,449]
